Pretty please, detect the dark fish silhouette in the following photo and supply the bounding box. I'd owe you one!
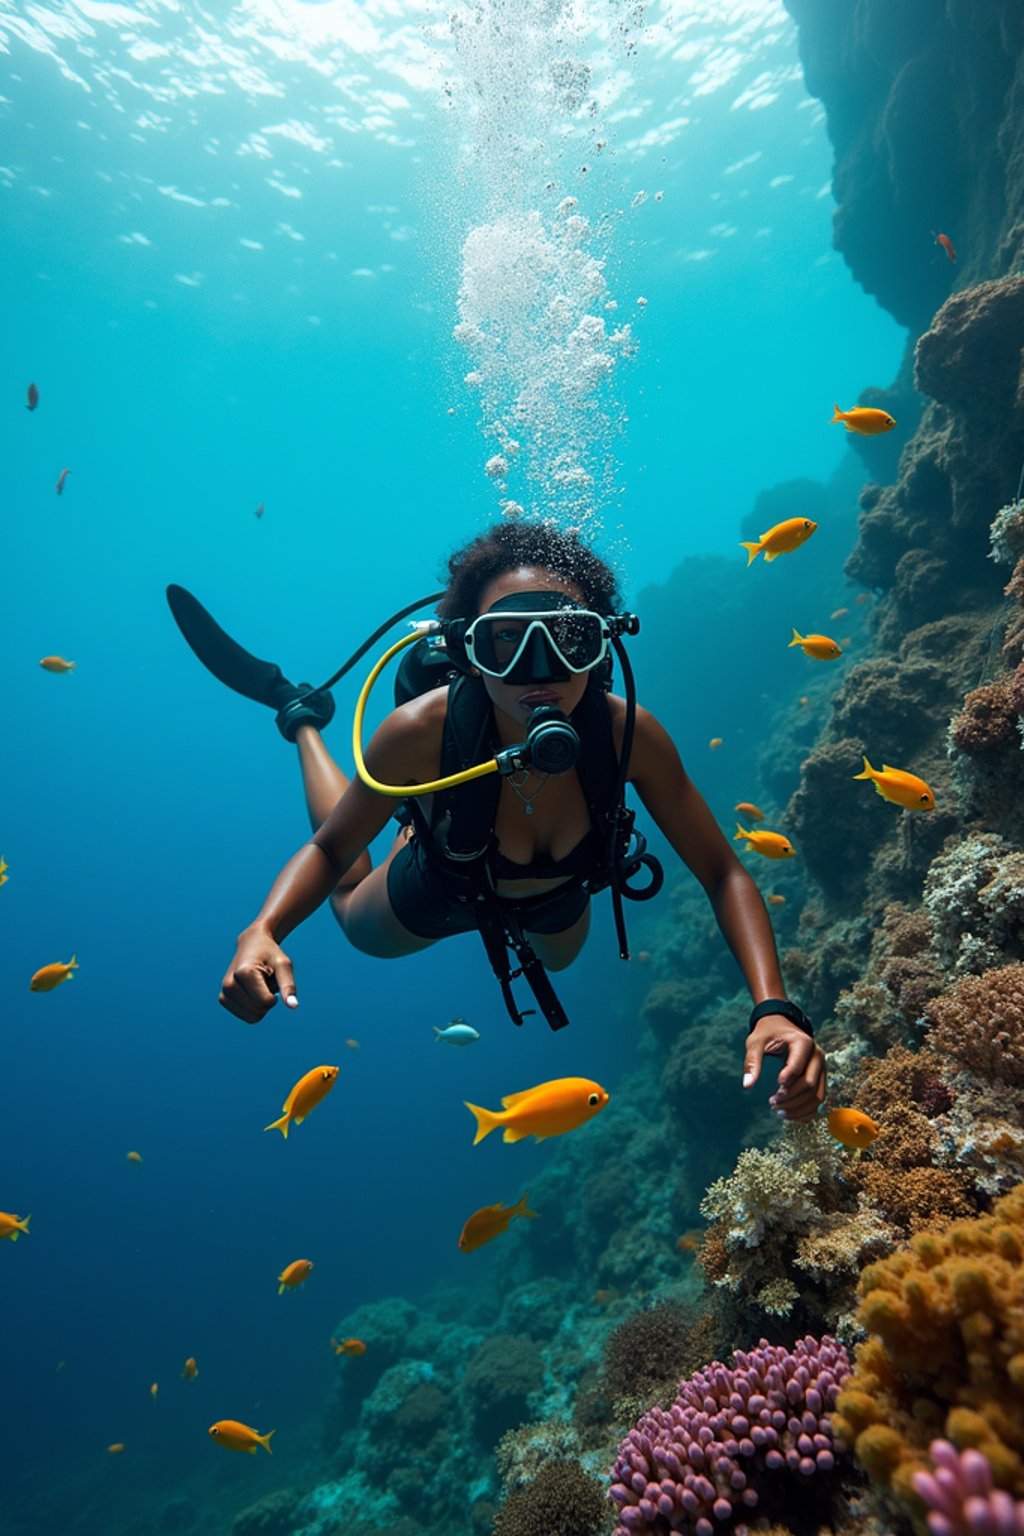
[27,382,39,412]
[56,468,71,495]
[254,503,265,519]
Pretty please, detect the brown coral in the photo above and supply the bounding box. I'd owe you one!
[924,964,1024,1087]
[492,1459,611,1536]
[949,680,1019,754]
[833,1183,1024,1505]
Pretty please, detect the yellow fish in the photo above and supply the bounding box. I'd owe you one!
[458,1192,538,1253]
[208,1419,275,1455]
[265,1065,339,1138]
[30,956,78,992]
[181,1357,199,1381]
[827,1107,880,1150]
[709,736,723,750]
[0,857,8,887]
[831,402,895,435]
[0,1211,30,1241]
[734,824,794,860]
[107,1443,125,1455]
[740,517,817,565]
[853,756,935,811]
[465,1076,609,1145]
[149,1382,159,1401]
[39,656,76,673]
[278,1259,314,1294]
[788,628,842,660]
[734,802,765,821]
[126,1151,142,1164]
[766,894,786,906]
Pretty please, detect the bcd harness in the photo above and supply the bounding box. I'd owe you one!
[390,641,664,1031]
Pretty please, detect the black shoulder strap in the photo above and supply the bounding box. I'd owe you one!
[436,674,501,860]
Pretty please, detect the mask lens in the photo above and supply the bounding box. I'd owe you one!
[548,612,603,669]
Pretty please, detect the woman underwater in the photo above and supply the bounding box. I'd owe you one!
[170,521,825,1123]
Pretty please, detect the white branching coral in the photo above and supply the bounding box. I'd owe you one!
[989,498,1024,566]
[922,832,1024,976]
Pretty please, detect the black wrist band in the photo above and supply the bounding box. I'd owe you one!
[747,998,814,1038]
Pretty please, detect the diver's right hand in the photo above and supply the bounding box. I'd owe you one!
[220,925,298,1024]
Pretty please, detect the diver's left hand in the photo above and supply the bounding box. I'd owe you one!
[741,1016,827,1123]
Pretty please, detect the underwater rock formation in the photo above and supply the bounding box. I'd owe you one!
[782,0,1024,328]
[608,1335,850,1535]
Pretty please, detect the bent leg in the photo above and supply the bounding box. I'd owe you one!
[332,830,438,957]
[527,901,591,972]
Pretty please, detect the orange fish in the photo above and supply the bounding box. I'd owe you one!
[40,656,76,673]
[26,382,39,411]
[933,231,956,264]
[676,1229,702,1254]
[465,1077,609,1145]
[593,1289,620,1306]
[788,629,842,660]
[734,801,765,821]
[709,737,723,750]
[30,956,78,991]
[107,1443,125,1455]
[459,1191,538,1253]
[56,468,71,495]
[830,607,849,621]
[766,894,786,906]
[853,757,936,812]
[733,824,794,860]
[827,1107,880,1150]
[126,1151,142,1164]
[181,1357,199,1381]
[855,593,872,605]
[0,1211,30,1241]
[831,403,895,435]
[740,516,817,565]
[264,1065,339,1138]
[208,1420,275,1455]
[278,1259,314,1295]
[149,1382,158,1401]
[0,857,8,887]
[332,1338,366,1357]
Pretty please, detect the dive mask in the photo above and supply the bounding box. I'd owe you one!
[462,591,611,684]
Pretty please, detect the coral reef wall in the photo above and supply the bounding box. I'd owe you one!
[782,0,1024,330]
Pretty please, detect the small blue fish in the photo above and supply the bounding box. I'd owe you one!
[433,1018,480,1047]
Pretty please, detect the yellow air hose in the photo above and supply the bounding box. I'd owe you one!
[352,629,501,797]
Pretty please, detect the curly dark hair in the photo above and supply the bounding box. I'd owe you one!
[437,521,623,619]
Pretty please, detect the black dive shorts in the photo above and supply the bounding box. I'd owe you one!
[386,837,590,942]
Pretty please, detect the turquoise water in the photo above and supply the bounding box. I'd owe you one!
[2,1,904,1525]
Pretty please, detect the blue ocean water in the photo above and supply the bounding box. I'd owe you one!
[1,0,904,1524]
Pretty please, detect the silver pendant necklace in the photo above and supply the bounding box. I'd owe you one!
[508,769,550,815]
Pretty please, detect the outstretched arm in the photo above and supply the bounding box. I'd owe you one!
[220,704,432,1023]
[627,703,826,1122]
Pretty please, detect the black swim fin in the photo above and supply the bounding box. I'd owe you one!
[165,585,335,741]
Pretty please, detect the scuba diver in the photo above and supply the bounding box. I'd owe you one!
[167,521,825,1123]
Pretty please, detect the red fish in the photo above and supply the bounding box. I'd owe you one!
[933,231,956,264]
[27,382,39,412]
[56,468,71,495]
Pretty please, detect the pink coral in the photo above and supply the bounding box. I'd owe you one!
[608,1336,850,1536]
[913,1439,1024,1536]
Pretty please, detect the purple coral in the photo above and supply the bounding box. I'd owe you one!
[912,1440,1024,1536]
[608,1335,849,1536]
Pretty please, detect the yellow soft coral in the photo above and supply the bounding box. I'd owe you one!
[834,1182,1024,1499]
